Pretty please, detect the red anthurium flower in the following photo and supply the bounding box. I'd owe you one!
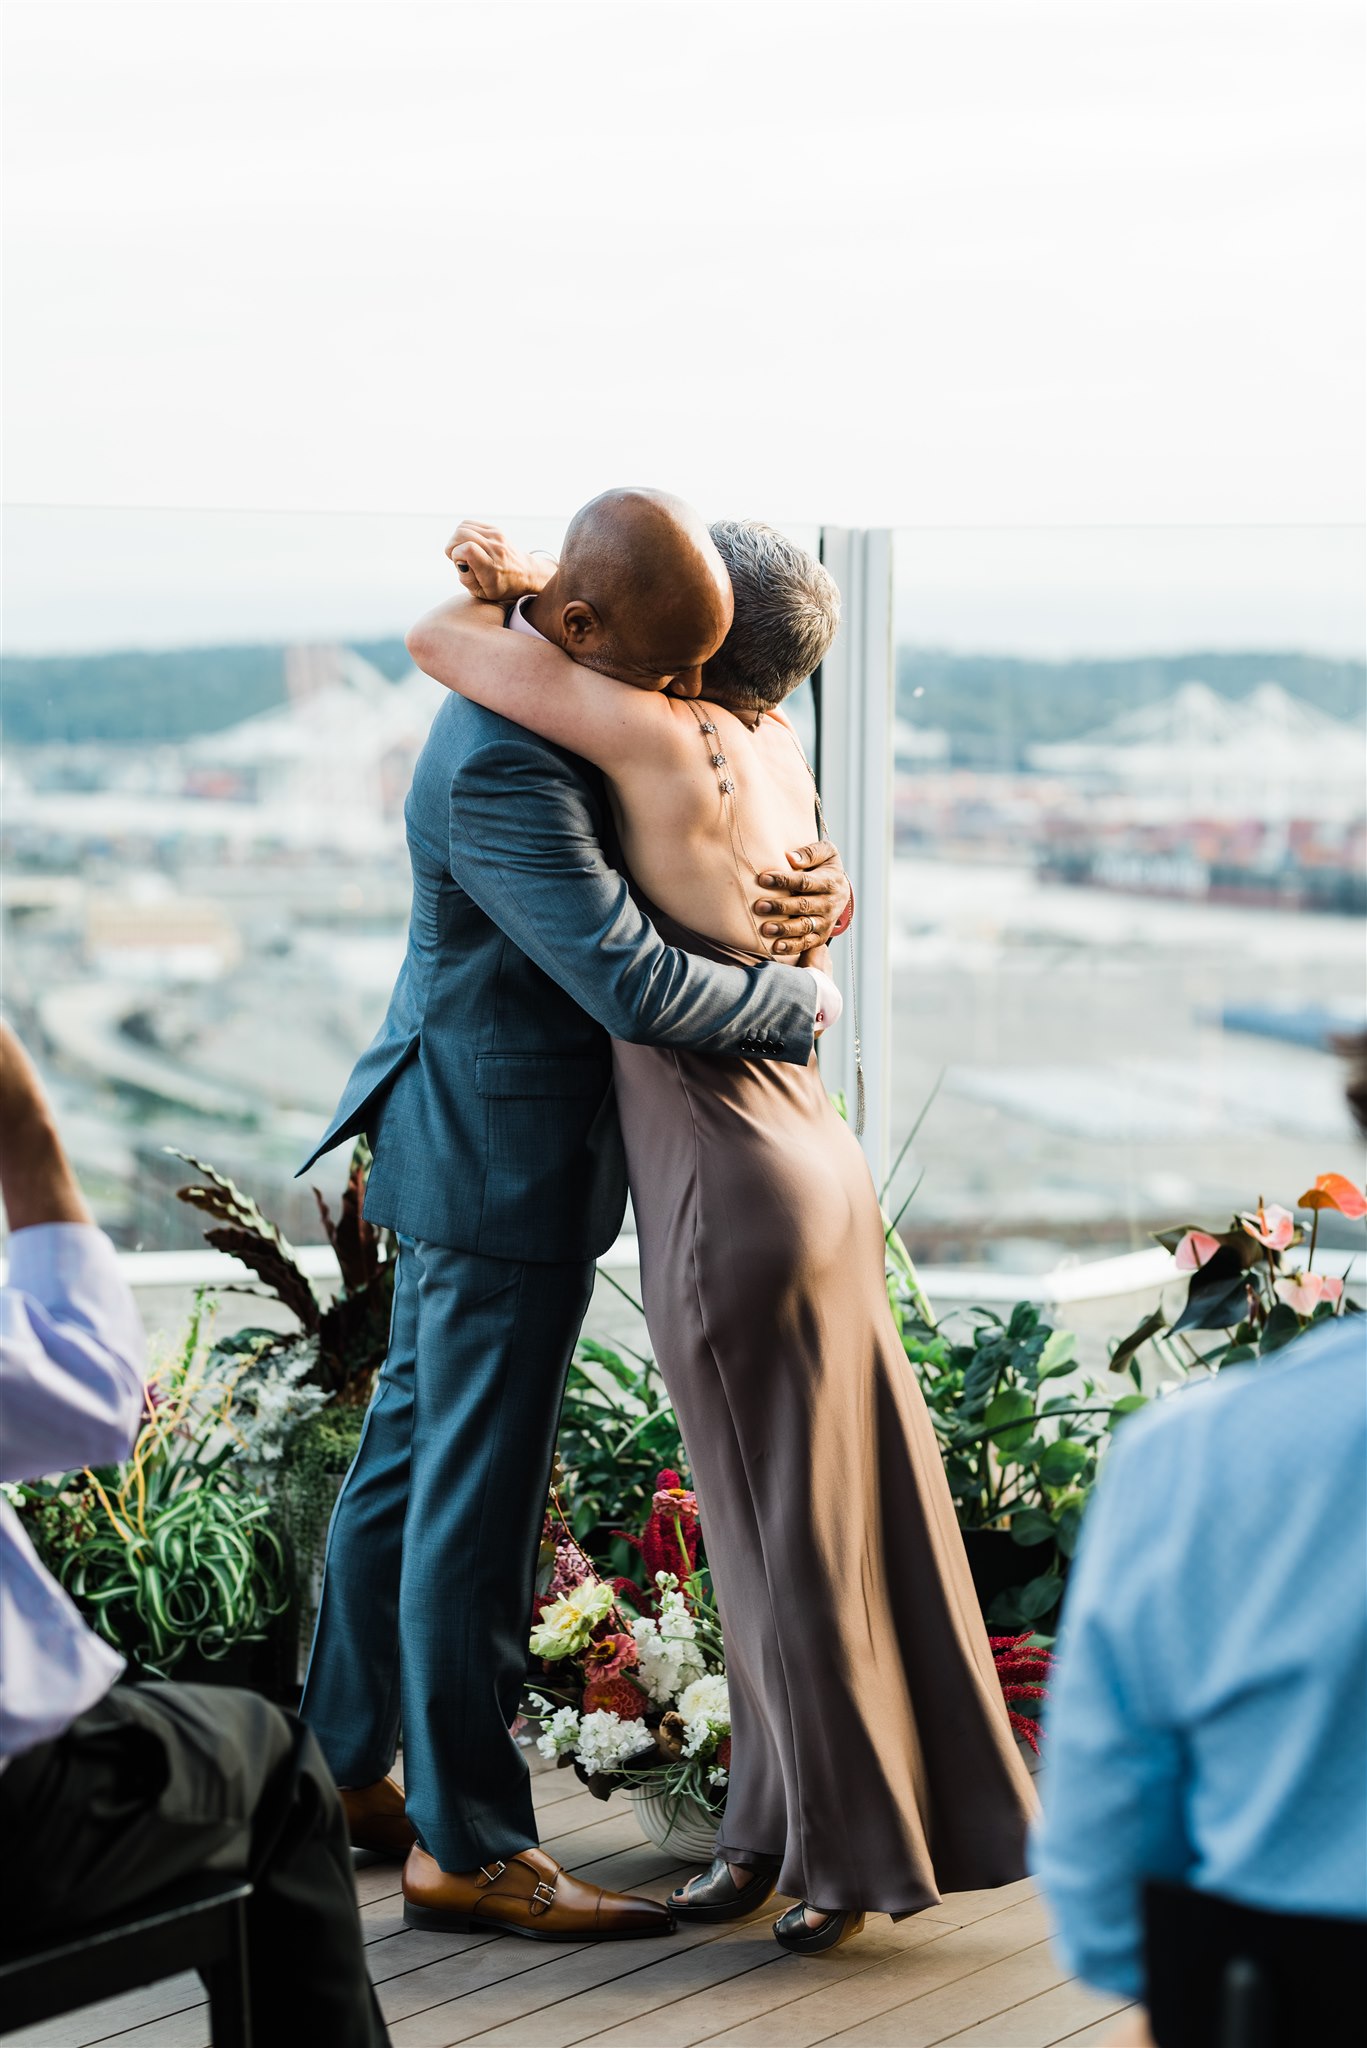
[1174,1230,1222,1272]
[1239,1203,1295,1251]
[1298,1174,1367,1220]
[1274,1272,1344,1317]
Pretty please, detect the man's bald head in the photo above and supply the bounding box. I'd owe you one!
[533,487,734,693]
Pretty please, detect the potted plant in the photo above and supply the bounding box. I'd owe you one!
[1111,1173,1365,1375]
[526,1474,729,1855]
[896,1299,1148,1631]
[12,1301,291,1685]
[171,1142,393,1666]
[172,1139,394,1406]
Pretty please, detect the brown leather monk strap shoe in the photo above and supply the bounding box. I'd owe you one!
[339,1774,416,1861]
[402,1843,675,1941]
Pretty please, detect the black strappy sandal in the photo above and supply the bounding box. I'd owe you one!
[772,1902,867,1954]
[670,1854,783,1923]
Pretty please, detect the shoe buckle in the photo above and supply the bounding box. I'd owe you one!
[477,1860,507,1888]
[529,1878,558,1914]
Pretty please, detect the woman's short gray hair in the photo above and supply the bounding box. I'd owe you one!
[704,521,842,711]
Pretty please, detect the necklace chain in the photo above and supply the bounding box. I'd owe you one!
[682,699,865,1133]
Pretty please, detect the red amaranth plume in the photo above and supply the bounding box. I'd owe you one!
[991,1633,1055,1755]
[613,1470,701,1609]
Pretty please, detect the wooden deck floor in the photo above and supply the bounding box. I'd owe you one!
[9,1753,1134,2048]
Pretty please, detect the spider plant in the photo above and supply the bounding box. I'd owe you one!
[56,1317,290,1677]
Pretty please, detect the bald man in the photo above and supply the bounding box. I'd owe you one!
[298,488,849,1941]
[507,485,734,694]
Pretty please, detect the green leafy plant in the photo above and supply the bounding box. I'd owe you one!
[275,1404,366,1597]
[21,1308,290,1677]
[897,1299,1147,1630]
[556,1274,688,1565]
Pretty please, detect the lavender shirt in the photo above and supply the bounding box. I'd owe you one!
[0,1224,146,1761]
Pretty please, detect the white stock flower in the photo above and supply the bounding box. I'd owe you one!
[631,1602,706,1705]
[532,1704,582,1762]
[575,1710,652,1778]
[677,1672,730,1758]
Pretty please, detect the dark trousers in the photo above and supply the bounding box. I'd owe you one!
[0,1681,387,2047]
[300,1235,595,1872]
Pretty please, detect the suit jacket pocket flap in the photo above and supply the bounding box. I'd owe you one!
[475,1052,610,1100]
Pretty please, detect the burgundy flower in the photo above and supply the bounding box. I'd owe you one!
[614,1469,701,1606]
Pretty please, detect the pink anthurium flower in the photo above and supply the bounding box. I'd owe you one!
[1273,1272,1344,1316]
[1174,1230,1222,1272]
[1298,1174,1367,1221]
[1239,1203,1295,1252]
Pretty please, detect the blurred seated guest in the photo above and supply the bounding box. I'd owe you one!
[1035,1032,1367,2038]
[0,1021,388,2047]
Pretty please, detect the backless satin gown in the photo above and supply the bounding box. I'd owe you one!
[613,900,1037,1917]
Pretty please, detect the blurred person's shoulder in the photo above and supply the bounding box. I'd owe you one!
[1111,1314,1365,1485]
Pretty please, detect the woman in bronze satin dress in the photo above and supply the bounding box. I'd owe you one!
[413,503,1037,1953]
[612,887,1036,1940]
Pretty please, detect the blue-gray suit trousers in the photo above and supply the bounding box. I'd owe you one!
[301,1235,595,1871]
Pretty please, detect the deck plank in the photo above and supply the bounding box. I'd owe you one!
[571,1913,952,2048]
[808,1936,1068,2045]
[1047,2013,1143,2047]
[4,1754,1096,2048]
[693,1898,1051,2046]
[931,1976,1130,2045]
[383,1922,742,2046]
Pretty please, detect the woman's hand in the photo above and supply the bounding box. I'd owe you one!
[754,841,852,956]
[445,520,557,604]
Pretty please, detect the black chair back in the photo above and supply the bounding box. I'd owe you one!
[1144,1881,1362,2048]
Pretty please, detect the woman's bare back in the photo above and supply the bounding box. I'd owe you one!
[604,697,824,961]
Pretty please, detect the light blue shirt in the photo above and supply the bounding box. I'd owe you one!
[1034,1317,1367,1999]
[0,1224,146,1761]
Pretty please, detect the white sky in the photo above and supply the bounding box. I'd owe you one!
[3,0,1364,655]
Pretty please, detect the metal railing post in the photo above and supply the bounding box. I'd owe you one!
[815,528,894,1190]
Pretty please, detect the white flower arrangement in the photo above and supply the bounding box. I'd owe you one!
[677,1672,730,1757]
[575,1709,654,1777]
[532,1702,582,1762]
[527,1568,730,1819]
[631,1577,707,1704]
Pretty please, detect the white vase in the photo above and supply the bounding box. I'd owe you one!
[627,1782,721,1860]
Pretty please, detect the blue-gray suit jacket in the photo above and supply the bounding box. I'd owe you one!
[300,693,816,1263]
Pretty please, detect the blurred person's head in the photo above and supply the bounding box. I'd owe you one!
[1337,1031,1367,1139]
[536,487,732,696]
[701,521,841,716]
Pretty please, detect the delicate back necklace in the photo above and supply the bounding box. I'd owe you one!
[682,699,865,1134]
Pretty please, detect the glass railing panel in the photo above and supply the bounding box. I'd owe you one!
[887,524,1366,1272]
